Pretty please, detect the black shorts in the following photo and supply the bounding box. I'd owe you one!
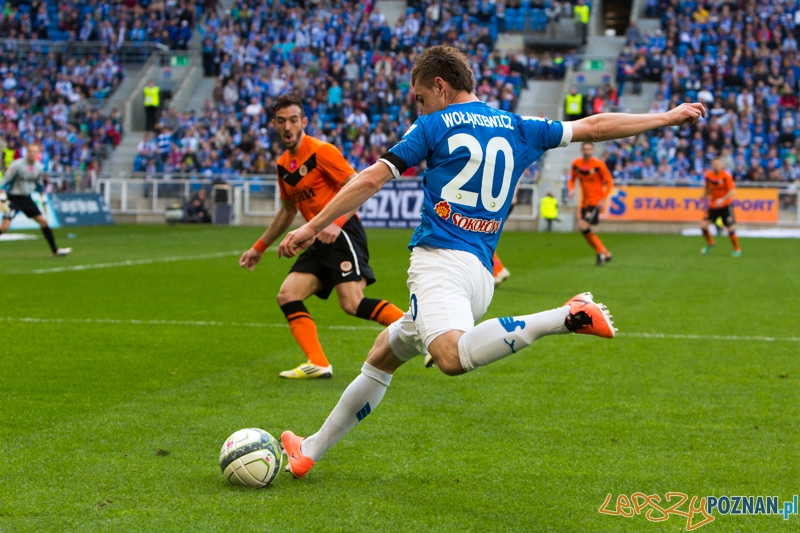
[706,205,735,226]
[580,205,601,225]
[290,216,376,300]
[4,194,42,220]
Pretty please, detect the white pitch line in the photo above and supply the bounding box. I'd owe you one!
[22,250,247,274]
[0,316,382,331]
[1,316,798,342]
[617,332,800,343]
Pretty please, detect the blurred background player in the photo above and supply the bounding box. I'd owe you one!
[492,252,510,286]
[569,142,614,265]
[239,94,404,379]
[491,180,522,288]
[701,158,741,257]
[0,143,71,257]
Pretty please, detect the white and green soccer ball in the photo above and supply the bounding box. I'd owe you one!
[219,428,283,487]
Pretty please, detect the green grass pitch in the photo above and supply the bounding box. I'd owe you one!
[1,224,798,532]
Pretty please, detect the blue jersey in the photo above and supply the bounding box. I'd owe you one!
[381,101,572,271]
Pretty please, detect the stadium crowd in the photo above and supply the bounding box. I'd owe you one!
[0,0,204,187]
[606,0,800,183]
[139,0,573,177]
[0,49,124,185]
[0,0,198,48]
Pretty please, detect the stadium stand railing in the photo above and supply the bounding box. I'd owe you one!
[89,174,544,220]
[0,39,169,64]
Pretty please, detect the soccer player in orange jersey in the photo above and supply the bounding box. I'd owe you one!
[569,142,614,265]
[701,158,741,257]
[239,94,404,379]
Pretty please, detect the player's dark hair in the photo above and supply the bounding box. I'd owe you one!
[273,93,305,118]
[582,142,594,148]
[411,46,475,93]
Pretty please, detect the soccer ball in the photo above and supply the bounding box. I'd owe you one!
[219,428,283,487]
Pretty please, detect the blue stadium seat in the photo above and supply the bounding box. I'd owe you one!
[531,9,547,31]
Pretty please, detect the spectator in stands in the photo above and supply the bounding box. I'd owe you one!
[182,190,211,223]
[157,126,173,163]
[135,132,157,172]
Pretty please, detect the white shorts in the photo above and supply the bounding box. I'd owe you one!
[388,246,494,361]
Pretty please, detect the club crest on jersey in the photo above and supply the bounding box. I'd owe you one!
[299,165,308,176]
[434,200,452,220]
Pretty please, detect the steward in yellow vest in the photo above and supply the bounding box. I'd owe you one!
[143,79,161,131]
[540,193,559,231]
[565,87,583,119]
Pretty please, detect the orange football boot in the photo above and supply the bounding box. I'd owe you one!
[281,431,315,479]
[564,292,616,339]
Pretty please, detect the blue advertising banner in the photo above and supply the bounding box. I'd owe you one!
[51,193,114,226]
[358,179,423,229]
[6,192,60,229]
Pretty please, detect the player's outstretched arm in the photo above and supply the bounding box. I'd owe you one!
[239,200,297,271]
[570,103,706,143]
[278,162,394,258]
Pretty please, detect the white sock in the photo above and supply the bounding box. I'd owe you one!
[458,306,570,372]
[300,362,392,462]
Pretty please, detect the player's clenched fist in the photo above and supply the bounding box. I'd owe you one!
[666,102,706,126]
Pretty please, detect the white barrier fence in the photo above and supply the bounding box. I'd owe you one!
[94,177,541,222]
[94,177,799,225]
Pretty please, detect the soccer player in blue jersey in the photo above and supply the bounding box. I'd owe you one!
[274,46,706,478]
